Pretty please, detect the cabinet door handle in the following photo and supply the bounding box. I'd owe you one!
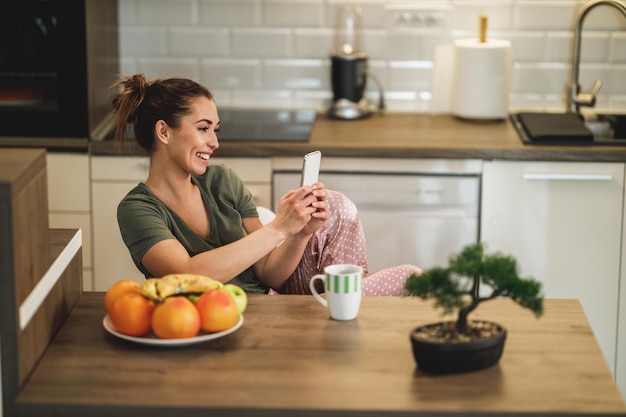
[522,173,613,181]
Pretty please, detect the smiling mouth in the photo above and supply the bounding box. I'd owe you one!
[196,152,210,161]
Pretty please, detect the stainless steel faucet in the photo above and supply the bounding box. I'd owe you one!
[568,0,626,113]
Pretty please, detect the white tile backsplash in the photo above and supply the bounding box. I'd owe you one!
[119,0,626,112]
[545,32,574,64]
[604,65,626,94]
[608,94,626,109]
[263,59,327,89]
[293,90,333,111]
[169,27,230,57]
[198,0,260,26]
[200,59,261,89]
[231,28,292,58]
[610,33,626,63]
[507,32,545,62]
[579,33,611,63]
[511,62,570,95]
[135,0,196,25]
[514,2,578,31]
[263,0,325,27]
[350,2,388,29]
[118,0,136,25]
[450,1,514,32]
[385,29,426,61]
[388,60,431,90]
[135,57,200,79]
[120,27,168,56]
[293,28,334,58]
[231,89,294,107]
[509,92,544,110]
[582,1,626,30]
[361,29,388,59]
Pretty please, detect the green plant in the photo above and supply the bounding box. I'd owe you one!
[405,242,544,335]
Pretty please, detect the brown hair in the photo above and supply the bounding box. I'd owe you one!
[110,74,213,152]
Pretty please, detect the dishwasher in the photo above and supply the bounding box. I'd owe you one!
[272,167,481,272]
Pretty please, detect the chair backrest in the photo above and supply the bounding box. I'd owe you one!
[256,206,276,225]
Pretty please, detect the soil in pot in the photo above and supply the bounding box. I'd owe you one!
[410,320,507,374]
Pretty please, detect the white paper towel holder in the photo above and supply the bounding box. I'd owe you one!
[450,15,511,122]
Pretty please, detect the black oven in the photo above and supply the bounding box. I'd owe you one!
[0,0,118,138]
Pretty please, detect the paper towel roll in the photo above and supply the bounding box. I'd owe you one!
[451,38,511,120]
[430,43,454,114]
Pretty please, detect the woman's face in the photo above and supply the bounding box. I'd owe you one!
[166,96,220,176]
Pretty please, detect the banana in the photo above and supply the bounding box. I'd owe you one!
[140,273,223,302]
[140,279,160,301]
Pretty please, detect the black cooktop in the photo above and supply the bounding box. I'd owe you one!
[103,108,317,143]
[217,108,316,142]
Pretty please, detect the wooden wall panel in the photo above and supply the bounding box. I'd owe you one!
[13,167,50,303]
[0,149,82,415]
[0,148,48,415]
[18,231,82,387]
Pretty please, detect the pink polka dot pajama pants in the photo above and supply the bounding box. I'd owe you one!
[275,190,422,296]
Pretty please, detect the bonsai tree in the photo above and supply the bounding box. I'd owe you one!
[405,242,544,335]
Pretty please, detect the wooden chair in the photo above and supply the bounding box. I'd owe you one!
[256,206,276,225]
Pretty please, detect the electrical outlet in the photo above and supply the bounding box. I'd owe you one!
[386,5,449,29]
[395,10,446,28]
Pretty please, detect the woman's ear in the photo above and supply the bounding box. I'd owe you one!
[155,120,169,144]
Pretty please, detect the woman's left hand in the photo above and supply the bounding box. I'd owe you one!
[300,182,328,236]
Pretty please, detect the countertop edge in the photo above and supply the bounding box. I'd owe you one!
[5,112,626,162]
[0,137,89,153]
[87,141,626,162]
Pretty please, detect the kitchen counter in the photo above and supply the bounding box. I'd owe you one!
[0,136,89,152]
[12,294,626,416]
[89,113,626,161]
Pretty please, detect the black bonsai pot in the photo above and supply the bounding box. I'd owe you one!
[410,320,507,374]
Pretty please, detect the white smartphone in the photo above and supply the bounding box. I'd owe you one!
[300,150,321,186]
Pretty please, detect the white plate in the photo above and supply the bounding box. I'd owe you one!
[102,314,243,347]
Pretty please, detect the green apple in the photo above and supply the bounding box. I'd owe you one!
[223,283,247,314]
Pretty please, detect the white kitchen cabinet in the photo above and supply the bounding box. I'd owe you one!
[618,202,626,399]
[92,176,144,290]
[46,153,93,290]
[272,157,483,272]
[481,160,624,383]
[90,156,271,290]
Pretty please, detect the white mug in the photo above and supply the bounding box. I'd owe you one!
[310,264,363,321]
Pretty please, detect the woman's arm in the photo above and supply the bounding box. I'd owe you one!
[140,185,326,287]
[246,184,328,289]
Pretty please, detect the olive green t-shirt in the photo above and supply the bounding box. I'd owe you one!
[117,164,269,294]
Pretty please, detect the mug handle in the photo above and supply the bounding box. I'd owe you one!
[310,274,327,308]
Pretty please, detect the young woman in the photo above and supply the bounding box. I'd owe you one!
[111,74,421,295]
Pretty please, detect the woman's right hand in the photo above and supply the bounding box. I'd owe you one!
[271,186,319,236]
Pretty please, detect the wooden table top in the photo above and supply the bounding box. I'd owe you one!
[13,294,626,417]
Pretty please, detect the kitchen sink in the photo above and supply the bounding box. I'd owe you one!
[583,113,626,143]
[510,111,626,146]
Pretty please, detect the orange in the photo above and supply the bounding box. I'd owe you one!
[194,289,239,333]
[108,292,155,337]
[104,279,141,314]
[151,296,201,339]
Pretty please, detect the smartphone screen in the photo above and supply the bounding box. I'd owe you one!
[300,150,321,186]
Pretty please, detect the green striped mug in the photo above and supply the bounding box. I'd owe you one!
[310,264,363,321]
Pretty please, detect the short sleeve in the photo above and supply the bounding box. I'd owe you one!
[117,188,178,277]
[206,164,258,219]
